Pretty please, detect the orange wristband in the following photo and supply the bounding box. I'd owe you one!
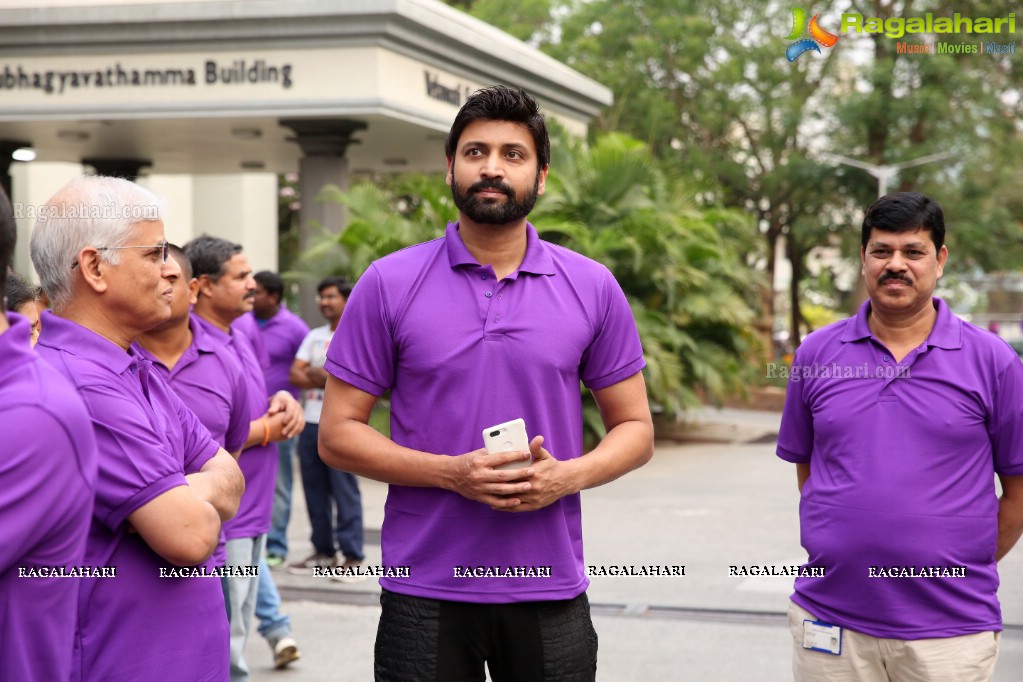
[260,416,271,447]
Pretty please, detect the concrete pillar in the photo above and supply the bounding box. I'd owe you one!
[279,119,366,322]
[190,174,279,273]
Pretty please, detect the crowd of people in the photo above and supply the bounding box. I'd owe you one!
[1,85,656,682]
[8,82,1018,682]
[0,179,377,679]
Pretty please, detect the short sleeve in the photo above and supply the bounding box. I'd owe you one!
[295,330,315,364]
[990,356,1023,476]
[170,386,220,474]
[0,407,94,573]
[776,348,814,463]
[80,384,188,530]
[325,265,394,396]
[579,268,646,391]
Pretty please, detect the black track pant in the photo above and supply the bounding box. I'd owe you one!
[374,589,598,681]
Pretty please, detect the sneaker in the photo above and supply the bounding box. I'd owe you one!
[287,552,337,575]
[330,556,368,584]
[269,635,300,669]
[265,553,286,569]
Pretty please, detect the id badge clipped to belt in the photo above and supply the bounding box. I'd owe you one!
[803,619,842,655]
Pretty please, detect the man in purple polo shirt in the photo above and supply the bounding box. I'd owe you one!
[319,85,654,680]
[135,245,251,552]
[136,245,302,671]
[29,175,245,681]
[777,191,1023,681]
[185,235,305,682]
[0,186,97,682]
[250,270,309,566]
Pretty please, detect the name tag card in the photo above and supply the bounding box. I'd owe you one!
[803,619,842,655]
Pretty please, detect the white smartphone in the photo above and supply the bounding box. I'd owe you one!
[482,418,532,470]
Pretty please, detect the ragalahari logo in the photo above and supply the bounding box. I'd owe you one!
[785,7,839,61]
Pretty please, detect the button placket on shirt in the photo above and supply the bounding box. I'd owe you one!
[877,344,921,400]
[474,266,497,336]
[477,267,508,336]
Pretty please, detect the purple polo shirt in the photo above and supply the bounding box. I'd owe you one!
[777,298,1023,639]
[233,311,270,372]
[36,311,228,681]
[0,313,96,682]
[197,314,278,540]
[249,307,309,398]
[135,314,251,455]
[325,222,645,603]
[134,313,251,566]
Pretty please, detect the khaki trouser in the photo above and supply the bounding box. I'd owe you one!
[788,601,999,682]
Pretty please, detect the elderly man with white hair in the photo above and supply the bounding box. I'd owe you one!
[31,175,244,681]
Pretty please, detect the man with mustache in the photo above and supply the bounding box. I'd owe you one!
[777,192,1023,681]
[185,235,304,681]
[249,270,309,569]
[319,85,654,681]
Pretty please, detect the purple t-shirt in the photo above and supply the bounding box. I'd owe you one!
[0,313,97,682]
[198,315,278,540]
[36,311,228,681]
[249,307,309,398]
[134,313,251,566]
[777,298,1023,639]
[325,222,645,603]
[233,312,270,372]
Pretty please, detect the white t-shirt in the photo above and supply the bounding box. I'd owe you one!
[294,324,334,424]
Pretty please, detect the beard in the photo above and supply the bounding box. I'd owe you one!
[450,170,540,226]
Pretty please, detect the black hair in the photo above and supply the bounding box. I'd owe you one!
[861,192,945,252]
[254,271,285,301]
[0,186,14,293]
[167,243,192,279]
[4,271,40,312]
[317,275,353,299]
[444,85,550,170]
[183,234,243,280]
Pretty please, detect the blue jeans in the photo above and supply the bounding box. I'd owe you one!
[266,438,296,558]
[255,557,291,641]
[298,423,365,560]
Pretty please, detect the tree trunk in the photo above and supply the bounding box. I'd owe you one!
[787,233,804,349]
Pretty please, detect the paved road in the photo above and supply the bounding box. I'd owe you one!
[246,409,1023,680]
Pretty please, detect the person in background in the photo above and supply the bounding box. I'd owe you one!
[0,185,97,682]
[31,175,244,681]
[250,270,309,567]
[136,246,302,671]
[287,276,365,579]
[777,192,1023,682]
[186,235,305,681]
[4,270,43,344]
[319,85,653,680]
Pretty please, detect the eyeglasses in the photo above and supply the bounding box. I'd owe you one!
[72,241,169,269]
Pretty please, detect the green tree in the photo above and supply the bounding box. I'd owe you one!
[533,129,763,416]
[830,0,1023,276]
[453,0,1023,343]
